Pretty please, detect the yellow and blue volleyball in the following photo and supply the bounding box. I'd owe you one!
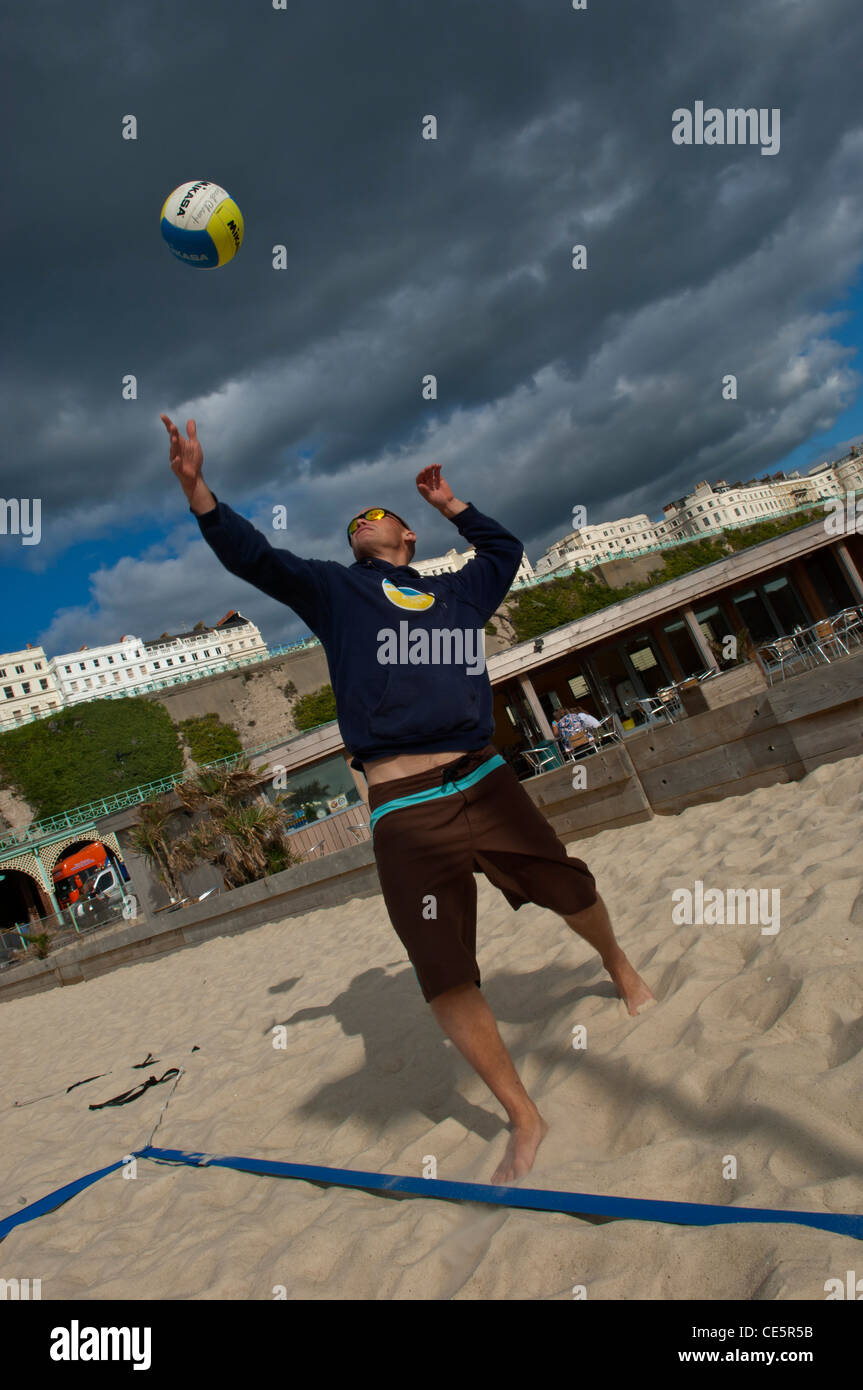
[159,180,243,268]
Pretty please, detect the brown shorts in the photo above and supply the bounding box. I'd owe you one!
[367,744,597,1002]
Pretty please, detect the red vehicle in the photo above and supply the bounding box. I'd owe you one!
[53,844,109,908]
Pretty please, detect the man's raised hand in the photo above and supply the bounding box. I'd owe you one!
[161,414,203,489]
[416,463,453,509]
[416,463,468,519]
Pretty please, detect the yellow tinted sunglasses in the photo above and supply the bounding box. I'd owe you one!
[347,508,409,542]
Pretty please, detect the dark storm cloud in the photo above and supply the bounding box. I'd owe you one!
[2,0,863,651]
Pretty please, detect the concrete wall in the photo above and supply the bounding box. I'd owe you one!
[153,644,332,747]
[0,843,381,1000]
[628,648,863,814]
[592,552,667,588]
[680,661,768,714]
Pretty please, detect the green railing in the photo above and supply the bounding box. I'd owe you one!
[0,723,340,854]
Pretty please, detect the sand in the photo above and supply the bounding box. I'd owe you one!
[1,753,862,1300]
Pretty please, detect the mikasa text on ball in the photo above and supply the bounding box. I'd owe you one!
[160,180,244,268]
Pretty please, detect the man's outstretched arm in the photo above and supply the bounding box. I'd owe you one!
[416,463,524,620]
[161,413,330,633]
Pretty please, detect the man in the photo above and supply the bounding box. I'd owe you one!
[161,414,655,1182]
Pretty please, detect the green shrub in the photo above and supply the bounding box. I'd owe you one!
[0,698,183,820]
[179,712,242,764]
[292,685,338,731]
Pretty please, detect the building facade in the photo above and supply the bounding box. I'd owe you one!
[535,451,863,578]
[413,543,535,585]
[0,646,63,726]
[1,613,268,730]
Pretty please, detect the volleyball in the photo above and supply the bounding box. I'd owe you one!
[159,180,244,268]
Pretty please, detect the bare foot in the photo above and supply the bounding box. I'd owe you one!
[606,953,656,1016]
[491,1111,549,1185]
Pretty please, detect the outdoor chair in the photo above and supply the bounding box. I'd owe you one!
[522,746,560,775]
[561,727,597,759]
[305,839,327,859]
[586,715,621,750]
[831,607,863,649]
[656,686,684,717]
[808,618,850,664]
[348,823,370,841]
[633,695,675,725]
[758,637,809,685]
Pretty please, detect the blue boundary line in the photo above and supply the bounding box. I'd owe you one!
[2,1145,860,1242]
[0,1157,127,1240]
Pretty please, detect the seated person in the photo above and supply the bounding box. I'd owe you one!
[551,704,602,754]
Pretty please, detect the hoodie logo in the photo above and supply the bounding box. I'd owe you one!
[381,577,435,611]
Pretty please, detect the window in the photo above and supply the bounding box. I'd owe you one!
[3,687,13,698]
[731,588,776,644]
[762,576,808,632]
[39,678,48,690]
[108,655,114,664]
[21,682,30,694]
[566,674,591,700]
[34,661,42,669]
[260,752,361,820]
[15,665,24,674]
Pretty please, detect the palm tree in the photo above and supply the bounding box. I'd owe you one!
[127,800,184,899]
[170,756,302,890]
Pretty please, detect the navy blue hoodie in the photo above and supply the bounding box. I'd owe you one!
[194,495,524,772]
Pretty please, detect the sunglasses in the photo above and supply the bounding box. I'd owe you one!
[347,507,409,542]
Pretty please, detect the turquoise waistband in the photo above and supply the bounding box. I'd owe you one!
[369,753,505,833]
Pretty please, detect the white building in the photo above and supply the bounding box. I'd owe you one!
[0,614,270,729]
[50,635,152,707]
[142,610,267,686]
[413,545,535,586]
[535,452,863,578]
[536,513,657,576]
[0,645,63,728]
[210,609,269,663]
